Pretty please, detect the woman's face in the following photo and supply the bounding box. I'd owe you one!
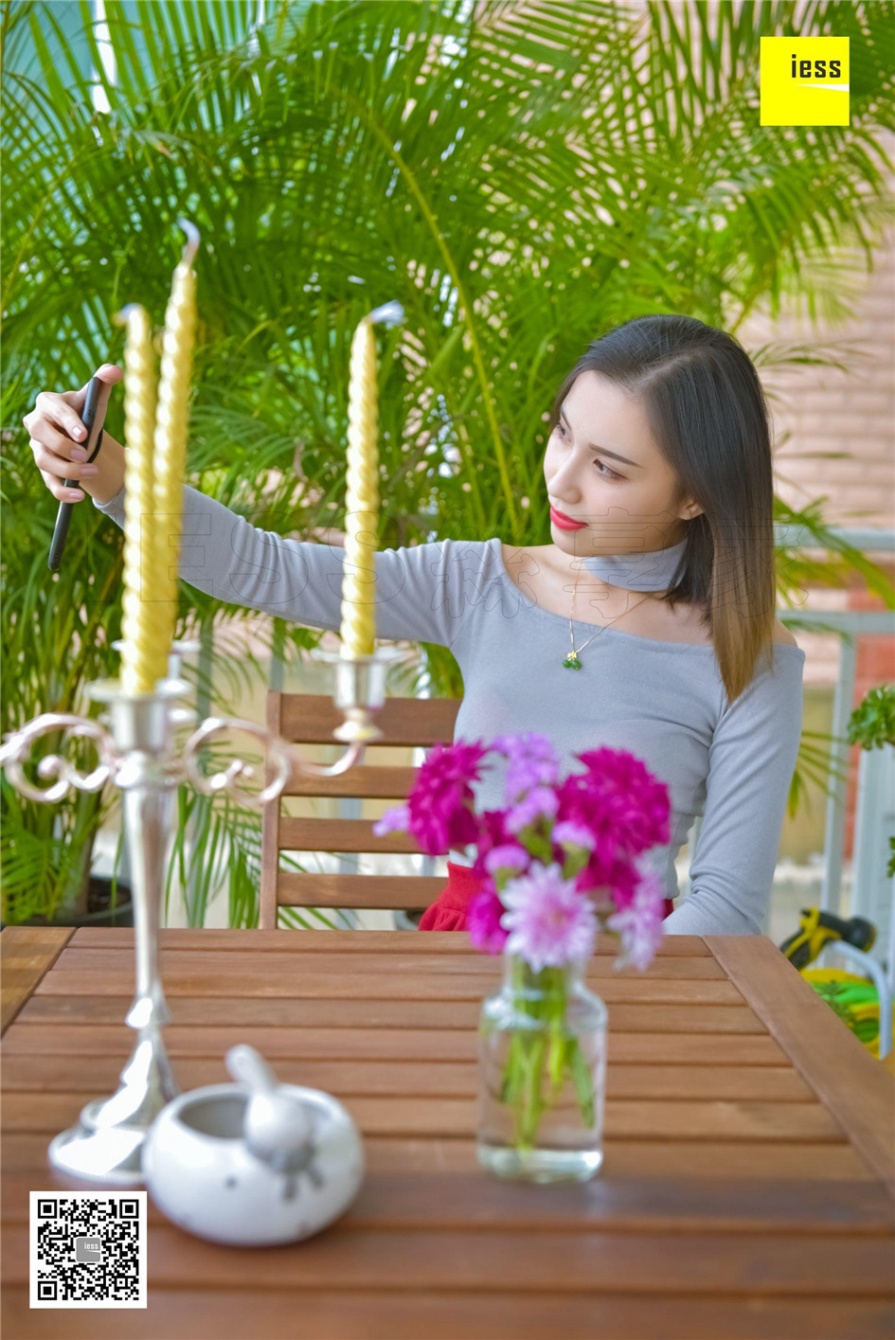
[543,370,701,558]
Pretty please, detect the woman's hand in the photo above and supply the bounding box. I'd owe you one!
[24,363,126,505]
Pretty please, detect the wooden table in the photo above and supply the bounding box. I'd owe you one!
[2,925,894,1339]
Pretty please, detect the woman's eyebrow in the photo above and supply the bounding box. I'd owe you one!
[559,403,643,468]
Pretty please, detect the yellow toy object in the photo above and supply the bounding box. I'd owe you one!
[801,967,895,1062]
[780,907,893,1066]
[779,906,875,971]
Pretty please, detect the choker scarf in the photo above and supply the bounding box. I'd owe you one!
[576,535,689,592]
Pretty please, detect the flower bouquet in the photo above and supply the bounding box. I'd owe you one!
[374,731,672,1181]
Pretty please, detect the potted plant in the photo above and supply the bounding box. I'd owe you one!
[847,683,895,879]
[0,406,133,926]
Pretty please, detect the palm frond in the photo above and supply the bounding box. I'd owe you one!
[3,0,893,922]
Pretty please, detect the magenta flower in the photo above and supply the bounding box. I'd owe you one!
[374,730,669,975]
[576,850,642,911]
[470,809,513,881]
[567,747,671,855]
[500,863,598,972]
[400,739,489,855]
[606,867,666,970]
[468,887,509,955]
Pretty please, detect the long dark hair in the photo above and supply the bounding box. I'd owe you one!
[549,314,780,705]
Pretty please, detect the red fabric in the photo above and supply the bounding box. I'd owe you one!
[418,861,484,931]
[418,860,676,933]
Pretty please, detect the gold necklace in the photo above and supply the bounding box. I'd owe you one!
[562,570,653,669]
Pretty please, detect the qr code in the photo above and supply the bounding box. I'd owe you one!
[30,1192,147,1309]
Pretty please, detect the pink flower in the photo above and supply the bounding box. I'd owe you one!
[372,806,411,837]
[492,731,560,804]
[484,844,530,877]
[500,863,598,972]
[468,887,508,954]
[606,867,666,970]
[553,821,595,852]
[505,785,558,836]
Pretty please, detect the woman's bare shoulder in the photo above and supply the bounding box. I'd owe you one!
[773,621,799,647]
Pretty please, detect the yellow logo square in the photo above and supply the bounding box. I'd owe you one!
[760,37,849,126]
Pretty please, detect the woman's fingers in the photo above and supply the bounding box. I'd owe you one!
[90,363,123,384]
[30,432,99,504]
[26,365,121,448]
[24,369,121,501]
[29,419,99,473]
[31,388,95,444]
[24,392,98,501]
[37,465,85,503]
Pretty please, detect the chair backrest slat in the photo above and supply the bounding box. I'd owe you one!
[279,817,427,855]
[277,871,448,911]
[260,691,462,928]
[283,766,419,798]
[279,694,460,746]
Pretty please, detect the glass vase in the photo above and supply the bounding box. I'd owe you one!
[477,952,607,1183]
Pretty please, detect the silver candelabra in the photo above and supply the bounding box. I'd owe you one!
[0,641,403,1184]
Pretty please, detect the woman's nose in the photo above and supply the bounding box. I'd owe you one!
[548,456,582,498]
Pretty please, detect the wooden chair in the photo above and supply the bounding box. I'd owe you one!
[259,691,461,929]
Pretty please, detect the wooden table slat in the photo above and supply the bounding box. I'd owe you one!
[4,1222,892,1294]
[0,927,74,1034]
[0,1089,849,1142]
[49,945,727,979]
[0,1054,818,1102]
[4,1169,892,1233]
[23,991,767,1033]
[1,1022,793,1065]
[3,1288,893,1340]
[67,926,712,955]
[4,1130,879,1183]
[33,962,745,1004]
[707,936,895,1195]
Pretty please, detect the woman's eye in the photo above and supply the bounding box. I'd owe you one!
[557,422,621,480]
[594,459,620,481]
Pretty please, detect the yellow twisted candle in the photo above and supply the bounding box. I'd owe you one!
[152,220,199,672]
[118,304,162,695]
[340,301,403,659]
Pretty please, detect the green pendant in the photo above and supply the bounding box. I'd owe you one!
[562,653,582,669]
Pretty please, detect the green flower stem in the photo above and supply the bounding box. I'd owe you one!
[501,958,596,1152]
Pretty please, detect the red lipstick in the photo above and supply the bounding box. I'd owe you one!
[550,506,587,531]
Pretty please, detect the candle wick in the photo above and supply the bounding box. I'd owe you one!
[113,304,141,327]
[176,218,201,267]
[368,300,404,328]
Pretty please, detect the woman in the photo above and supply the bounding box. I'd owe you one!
[26,314,804,935]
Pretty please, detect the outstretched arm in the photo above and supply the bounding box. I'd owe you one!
[94,481,468,649]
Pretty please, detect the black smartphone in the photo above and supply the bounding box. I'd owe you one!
[47,375,112,572]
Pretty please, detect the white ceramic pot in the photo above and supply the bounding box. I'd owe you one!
[143,1082,364,1246]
